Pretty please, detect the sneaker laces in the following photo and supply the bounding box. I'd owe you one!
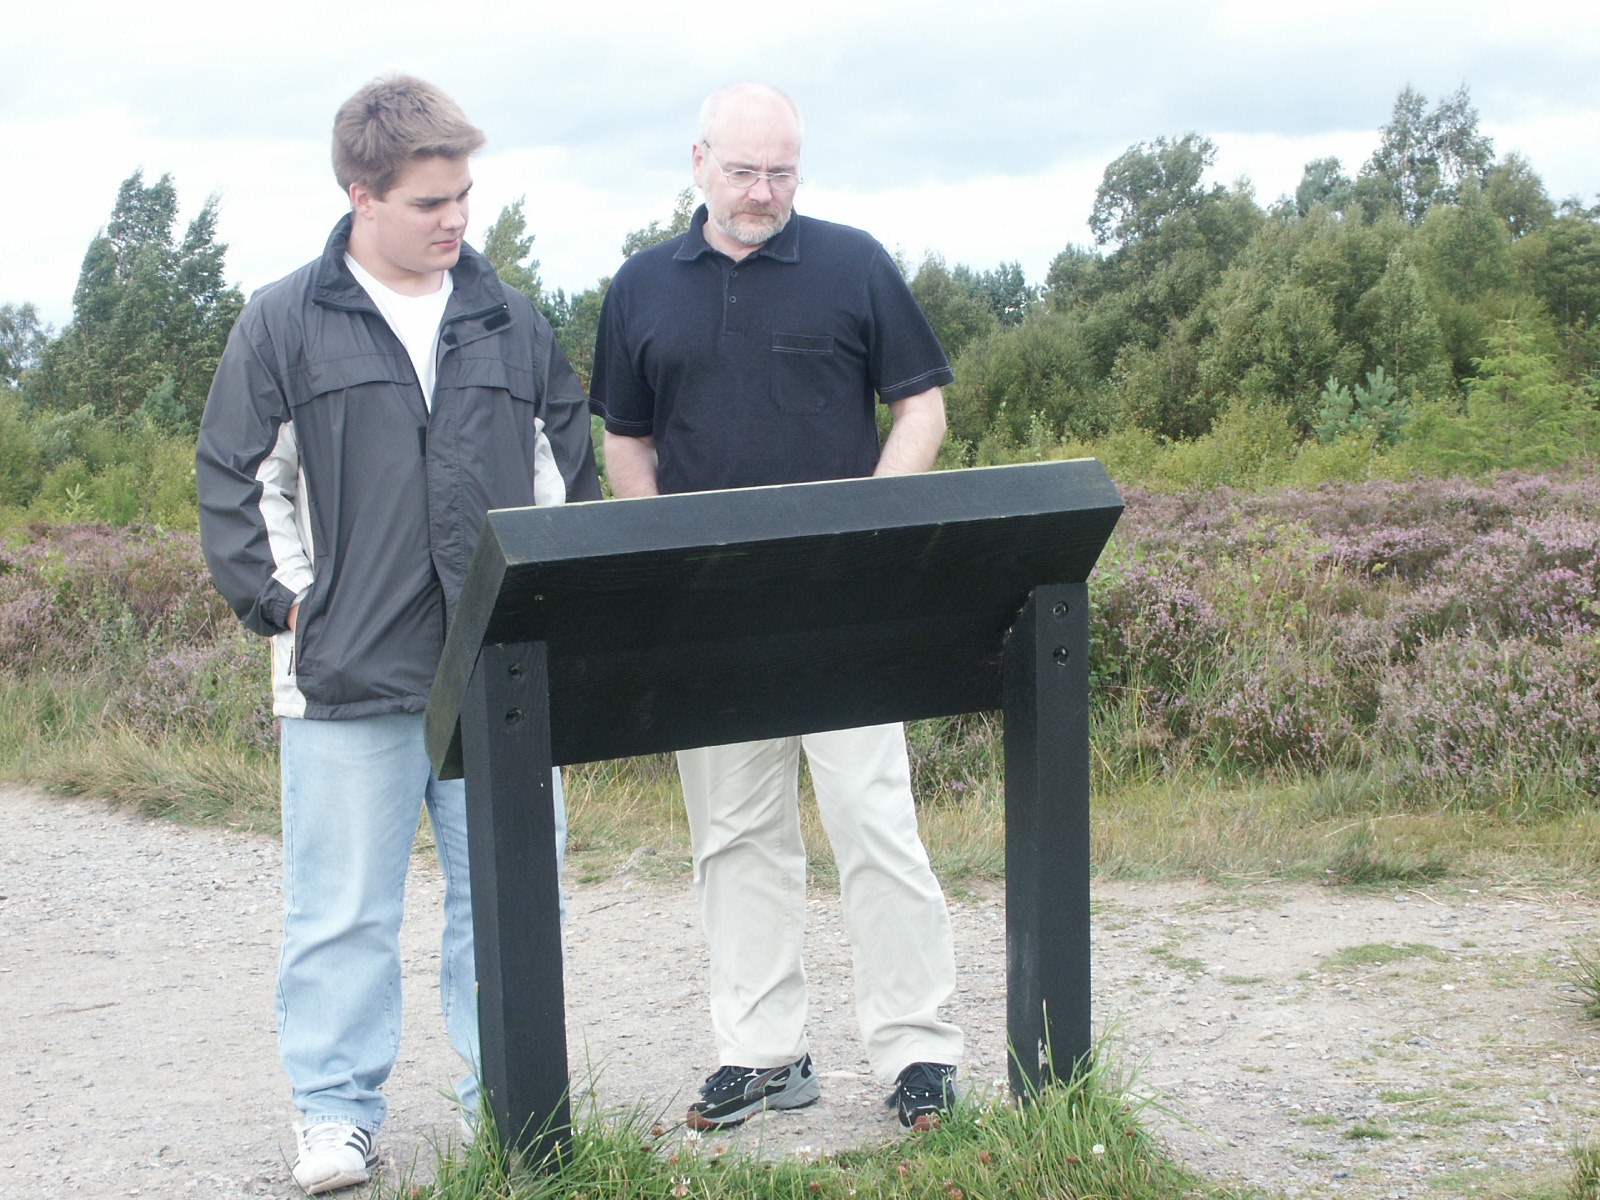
[896,1063,953,1102]
[701,1065,762,1094]
[300,1122,366,1154]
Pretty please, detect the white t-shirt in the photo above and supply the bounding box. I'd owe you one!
[339,251,564,508]
[344,253,453,410]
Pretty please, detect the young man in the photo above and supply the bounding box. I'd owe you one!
[196,75,598,1195]
[590,82,963,1132]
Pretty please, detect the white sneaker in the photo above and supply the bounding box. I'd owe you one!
[292,1120,378,1195]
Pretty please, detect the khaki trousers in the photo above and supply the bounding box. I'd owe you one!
[677,723,962,1083]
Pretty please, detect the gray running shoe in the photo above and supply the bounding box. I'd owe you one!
[685,1054,820,1129]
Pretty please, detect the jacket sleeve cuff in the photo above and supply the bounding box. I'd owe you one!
[258,579,301,635]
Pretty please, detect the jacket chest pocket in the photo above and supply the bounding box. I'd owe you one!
[446,354,538,405]
[770,333,835,414]
[295,353,415,403]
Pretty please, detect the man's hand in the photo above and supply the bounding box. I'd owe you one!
[875,387,947,477]
[605,432,661,498]
[287,603,299,632]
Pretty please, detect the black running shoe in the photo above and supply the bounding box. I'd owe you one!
[888,1061,957,1130]
[686,1054,820,1129]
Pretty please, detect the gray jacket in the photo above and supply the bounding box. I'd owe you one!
[196,214,600,720]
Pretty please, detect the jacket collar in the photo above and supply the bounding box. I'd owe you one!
[312,212,508,318]
[673,204,802,264]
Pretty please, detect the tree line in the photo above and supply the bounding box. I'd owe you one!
[4,84,1599,523]
[928,86,1600,467]
[480,84,1600,473]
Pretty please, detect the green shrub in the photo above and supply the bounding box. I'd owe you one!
[947,311,1110,447]
[1283,431,1380,486]
[1313,365,1411,444]
[7,413,199,530]
[0,392,42,506]
[33,457,94,518]
[1140,399,1299,492]
[1393,320,1600,477]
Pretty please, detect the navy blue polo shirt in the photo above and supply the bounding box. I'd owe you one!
[589,206,953,495]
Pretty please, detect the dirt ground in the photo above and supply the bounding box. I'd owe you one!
[3,783,1598,1199]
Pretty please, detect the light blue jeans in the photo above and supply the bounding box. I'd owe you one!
[277,712,565,1132]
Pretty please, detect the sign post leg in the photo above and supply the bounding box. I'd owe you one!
[1003,583,1091,1097]
[459,641,570,1166]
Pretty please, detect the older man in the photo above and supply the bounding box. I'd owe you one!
[590,82,962,1132]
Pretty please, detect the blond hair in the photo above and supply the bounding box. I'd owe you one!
[332,74,485,198]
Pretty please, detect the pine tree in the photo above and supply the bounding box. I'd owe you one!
[619,189,697,258]
[1414,319,1600,472]
[480,197,543,302]
[32,170,243,425]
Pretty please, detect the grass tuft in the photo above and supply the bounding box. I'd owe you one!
[1567,945,1600,1023]
[1305,771,1386,818]
[1146,944,1207,977]
[1325,823,1449,886]
[1570,1141,1600,1200]
[37,727,279,831]
[388,1051,1195,1200]
[1326,942,1449,968]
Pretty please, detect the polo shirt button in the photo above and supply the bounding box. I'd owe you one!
[728,296,738,303]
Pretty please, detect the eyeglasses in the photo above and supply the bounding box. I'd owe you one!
[704,146,802,193]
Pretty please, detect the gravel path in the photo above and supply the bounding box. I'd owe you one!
[3,784,1598,1198]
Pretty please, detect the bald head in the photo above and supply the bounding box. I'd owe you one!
[691,82,806,259]
[698,82,804,150]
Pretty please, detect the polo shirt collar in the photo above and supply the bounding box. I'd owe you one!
[675,204,801,264]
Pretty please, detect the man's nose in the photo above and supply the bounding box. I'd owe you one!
[441,201,467,230]
[747,176,775,203]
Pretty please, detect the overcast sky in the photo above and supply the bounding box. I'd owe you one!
[5,0,1599,327]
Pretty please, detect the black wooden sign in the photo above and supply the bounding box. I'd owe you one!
[425,458,1123,1163]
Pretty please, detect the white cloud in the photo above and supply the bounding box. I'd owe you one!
[805,159,1110,284]
[1208,130,1379,206]
[4,0,1598,324]
[1484,110,1600,205]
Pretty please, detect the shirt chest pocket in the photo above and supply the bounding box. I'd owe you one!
[770,333,836,415]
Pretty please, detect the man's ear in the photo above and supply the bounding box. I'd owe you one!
[349,181,375,219]
[690,141,708,189]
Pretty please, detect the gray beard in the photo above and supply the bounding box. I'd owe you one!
[714,208,790,247]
